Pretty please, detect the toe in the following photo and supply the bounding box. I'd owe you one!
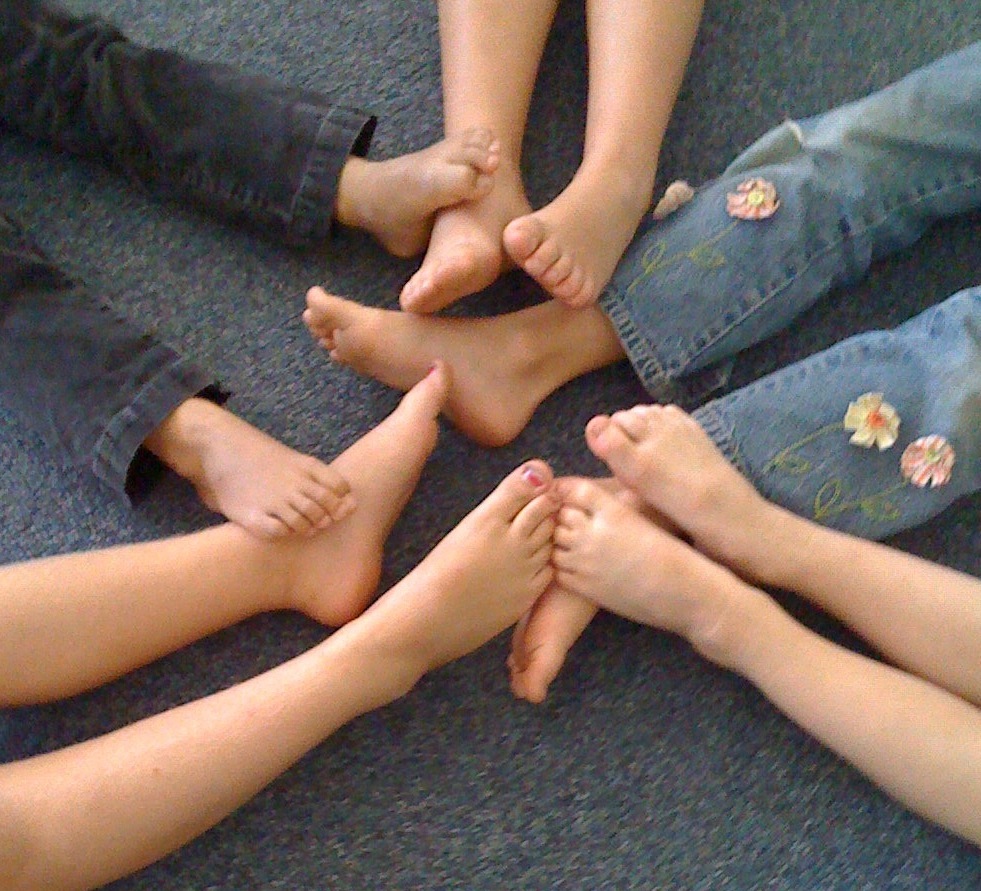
[555,477,610,517]
[395,360,450,419]
[482,460,554,525]
[585,414,640,470]
[502,215,548,266]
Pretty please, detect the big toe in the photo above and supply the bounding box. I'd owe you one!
[395,361,451,420]
[481,460,554,524]
[585,415,645,481]
[502,215,550,267]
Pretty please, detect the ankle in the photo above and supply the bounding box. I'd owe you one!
[687,570,770,672]
[143,397,218,482]
[334,157,373,230]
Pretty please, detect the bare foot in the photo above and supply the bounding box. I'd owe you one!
[336,127,501,258]
[585,404,776,581]
[503,166,652,308]
[281,365,450,626]
[145,399,355,539]
[359,460,559,675]
[303,287,623,446]
[508,478,680,703]
[399,163,531,312]
[552,478,735,658]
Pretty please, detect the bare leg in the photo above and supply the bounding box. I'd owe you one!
[587,404,981,704]
[552,475,981,847]
[335,127,501,257]
[0,368,449,704]
[504,0,703,306]
[303,287,625,445]
[399,0,559,312]
[0,459,556,891]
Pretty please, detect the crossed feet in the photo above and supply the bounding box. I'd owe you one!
[246,367,558,656]
[509,403,780,703]
[303,287,624,447]
[400,159,654,312]
[336,127,501,259]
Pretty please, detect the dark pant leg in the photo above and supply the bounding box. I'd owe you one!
[0,1,375,246]
[0,209,221,499]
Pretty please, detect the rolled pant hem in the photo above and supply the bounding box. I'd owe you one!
[91,357,227,502]
[288,105,377,246]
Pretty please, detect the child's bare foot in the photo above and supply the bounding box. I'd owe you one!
[399,163,531,312]
[281,365,450,626]
[303,287,624,446]
[336,128,501,258]
[503,166,653,308]
[359,460,559,675]
[585,404,777,581]
[145,399,356,539]
[552,478,737,661]
[508,584,598,704]
[508,478,680,703]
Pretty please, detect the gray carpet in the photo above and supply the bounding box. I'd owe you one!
[2,1,980,888]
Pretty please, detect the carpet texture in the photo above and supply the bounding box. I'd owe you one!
[1,1,979,888]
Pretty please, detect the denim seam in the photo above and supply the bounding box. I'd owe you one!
[598,283,670,394]
[287,104,376,245]
[691,401,751,478]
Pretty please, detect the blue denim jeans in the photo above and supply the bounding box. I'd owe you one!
[600,42,981,539]
[0,2,374,498]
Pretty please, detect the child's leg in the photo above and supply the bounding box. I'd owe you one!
[511,286,981,699]
[0,369,449,705]
[549,477,981,847]
[688,286,981,540]
[399,0,559,312]
[0,458,556,891]
[504,0,703,307]
[587,403,981,703]
[599,41,981,398]
[304,287,625,446]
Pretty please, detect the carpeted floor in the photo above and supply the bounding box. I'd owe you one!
[1,1,979,888]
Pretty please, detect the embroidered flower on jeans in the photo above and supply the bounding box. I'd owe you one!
[726,178,780,220]
[843,392,900,450]
[652,180,695,220]
[901,435,955,488]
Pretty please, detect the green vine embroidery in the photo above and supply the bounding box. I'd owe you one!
[763,422,844,475]
[812,479,907,522]
[764,422,909,523]
[624,222,737,300]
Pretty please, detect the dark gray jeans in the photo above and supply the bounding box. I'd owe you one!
[0,1,374,497]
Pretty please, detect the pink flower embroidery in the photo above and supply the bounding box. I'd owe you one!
[726,178,780,220]
[652,180,695,220]
[843,392,900,450]
[901,435,955,488]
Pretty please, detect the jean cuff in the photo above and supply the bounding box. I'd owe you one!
[287,104,377,246]
[91,355,228,503]
[599,283,735,407]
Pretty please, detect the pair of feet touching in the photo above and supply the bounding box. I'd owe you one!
[400,159,651,312]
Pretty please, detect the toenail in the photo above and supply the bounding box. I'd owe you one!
[522,466,546,488]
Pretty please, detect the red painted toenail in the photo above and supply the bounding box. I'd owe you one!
[522,466,545,488]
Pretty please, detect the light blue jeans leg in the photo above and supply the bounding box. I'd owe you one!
[599,41,981,401]
[692,287,981,539]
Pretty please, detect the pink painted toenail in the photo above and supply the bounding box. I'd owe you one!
[522,466,546,488]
